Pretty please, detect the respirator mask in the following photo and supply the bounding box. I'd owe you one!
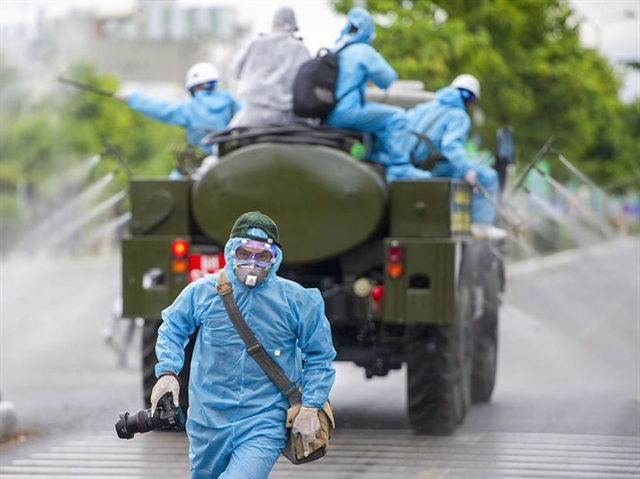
[232,239,277,288]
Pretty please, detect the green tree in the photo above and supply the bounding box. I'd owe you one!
[0,62,185,246]
[59,62,184,181]
[331,0,637,187]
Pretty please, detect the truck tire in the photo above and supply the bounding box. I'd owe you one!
[407,285,474,435]
[471,254,501,403]
[141,320,193,412]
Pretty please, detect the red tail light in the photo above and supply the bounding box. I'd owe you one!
[386,241,403,278]
[371,285,384,313]
[371,285,384,302]
[171,239,188,257]
[171,239,189,275]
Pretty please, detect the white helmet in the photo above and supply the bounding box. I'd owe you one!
[185,62,220,90]
[451,73,481,99]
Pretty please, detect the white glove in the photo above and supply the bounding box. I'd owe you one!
[464,169,478,188]
[292,406,320,457]
[150,374,180,414]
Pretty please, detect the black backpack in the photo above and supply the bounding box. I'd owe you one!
[292,46,348,121]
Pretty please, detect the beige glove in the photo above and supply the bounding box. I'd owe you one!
[150,374,180,414]
[292,406,320,457]
[464,169,478,188]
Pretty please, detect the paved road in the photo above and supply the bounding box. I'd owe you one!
[0,237,638,478]
[0,430,637,479]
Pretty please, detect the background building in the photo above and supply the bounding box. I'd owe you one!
[0,0,250,100]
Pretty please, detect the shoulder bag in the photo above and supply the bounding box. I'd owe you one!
[216,270,335,465]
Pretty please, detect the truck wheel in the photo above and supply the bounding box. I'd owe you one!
[407,286,473,435]
[141,320,193,412]
[471,255,501,403]
[471,311,498,403]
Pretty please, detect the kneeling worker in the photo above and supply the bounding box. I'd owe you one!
[407,74,507,240]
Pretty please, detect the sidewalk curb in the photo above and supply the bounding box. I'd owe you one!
[0,400,18,442]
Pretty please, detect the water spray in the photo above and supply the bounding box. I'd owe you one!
[475,182,526,237]
[551,148,601,192]
[521,185,597,248]
[26,167,120,241]
[531,164,615,239]
[507,136,555,199]
[80,212,132,250]
[42,189,127,252]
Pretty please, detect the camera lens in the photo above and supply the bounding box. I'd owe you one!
[115,412,135,439]
[115,408,156,439]
[115,393,184,440]
[134,409,157,434]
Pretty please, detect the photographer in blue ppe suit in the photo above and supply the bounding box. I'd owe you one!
[325,7,432,183]
[407,74,507,241]
[116,62,240,156]
[151,211,336,479]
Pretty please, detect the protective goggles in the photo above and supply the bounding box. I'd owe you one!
[232,239,276,268]
[459,88,476,103]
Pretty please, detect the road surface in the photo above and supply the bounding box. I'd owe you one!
[0,237,638,478]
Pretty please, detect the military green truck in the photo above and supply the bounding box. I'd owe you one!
[121,89,508,435]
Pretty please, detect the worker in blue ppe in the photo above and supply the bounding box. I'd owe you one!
[115,62,240,156]
[407,74,507,240]
[229,7,311,128]
[324,7,432,183]
[151,211,336,479]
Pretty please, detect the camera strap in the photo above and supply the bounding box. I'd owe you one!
[216,269,303,407]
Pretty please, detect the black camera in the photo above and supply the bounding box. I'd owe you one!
[115,392,185,439]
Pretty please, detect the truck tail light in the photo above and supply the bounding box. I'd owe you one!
[371,285,384,302]
[171,239,188,258]
[370,285,384,313]
[386,241,403,278]
[171,239,189,274]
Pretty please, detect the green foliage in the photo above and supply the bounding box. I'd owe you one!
[0,61,184,227]
[330,0,637,189]
[58,62,182,183]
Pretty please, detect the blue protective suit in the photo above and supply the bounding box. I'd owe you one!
[406,86,500,223]
[155,237,336,479]
[325,7,432,183]
[127,89,240,155]
[230,8,311,128]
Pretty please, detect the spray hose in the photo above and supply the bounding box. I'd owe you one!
[58,76,115,98]
[475,182,526,237]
